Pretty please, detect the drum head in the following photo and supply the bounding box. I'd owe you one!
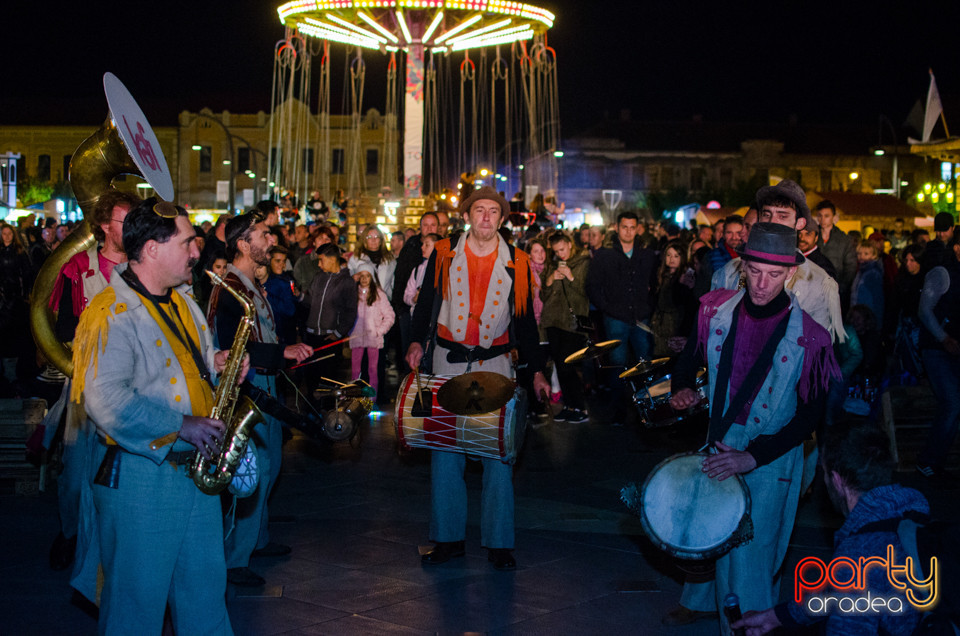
[640,453,748,560]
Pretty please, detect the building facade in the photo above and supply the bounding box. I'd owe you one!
[0,101,400,212]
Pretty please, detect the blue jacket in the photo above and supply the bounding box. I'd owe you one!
[586,239,657,324]
[706,240,735,274]
[777,484,928,635]
[852,259,885,327]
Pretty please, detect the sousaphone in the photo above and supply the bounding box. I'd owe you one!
[30,73,174,376]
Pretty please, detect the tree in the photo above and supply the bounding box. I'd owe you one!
[17,177,53,207]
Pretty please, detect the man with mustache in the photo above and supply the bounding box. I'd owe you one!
[45,189,142,572]
[207,210,311,588]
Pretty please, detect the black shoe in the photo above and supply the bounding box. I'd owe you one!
[487,548,516,570]
[251,542,292,558]
[556,408,588,424]
[421,541,466,565]
[227,567,266,587]
[49,532,77,571]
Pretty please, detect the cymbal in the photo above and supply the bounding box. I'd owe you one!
[436,371,516,415]
[619,357,671,379]
[563,339,622,364]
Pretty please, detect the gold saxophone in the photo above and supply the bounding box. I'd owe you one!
[190,270,265,495]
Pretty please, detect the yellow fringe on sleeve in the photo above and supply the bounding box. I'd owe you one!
[70,287,117,404]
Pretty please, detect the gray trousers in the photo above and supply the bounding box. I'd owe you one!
[224,373,283,568]
[429,347,515,548]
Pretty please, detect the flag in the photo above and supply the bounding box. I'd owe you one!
[923,69,944,142]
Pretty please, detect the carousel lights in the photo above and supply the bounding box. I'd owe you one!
[307,16,377,42]
[297,23,380,50]
[449,22,529,45]
[422,10,444,41]
[433,13,483,43]
[324,13,390,43]
[446,17,512,45]
[395,9,413,43]
[450,27,532,50]
[357,11,401,42]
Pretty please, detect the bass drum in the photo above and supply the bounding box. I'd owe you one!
[394,373,527,464]
[624,452,753,577]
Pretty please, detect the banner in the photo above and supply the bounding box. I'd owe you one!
[403,45,425,198]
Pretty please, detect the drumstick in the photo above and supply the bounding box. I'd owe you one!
[310,336,353,353]
[414,369,424,398]
[287,353,336,370]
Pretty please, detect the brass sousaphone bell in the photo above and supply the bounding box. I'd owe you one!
[30,73,175,376]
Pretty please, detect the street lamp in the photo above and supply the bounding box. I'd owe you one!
[191,112,236,212]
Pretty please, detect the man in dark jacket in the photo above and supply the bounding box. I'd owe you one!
[816,200,858,307]
[391,212,440,369]
[798,221,838,282]
[586,211,657,401]
[734,421,927,636]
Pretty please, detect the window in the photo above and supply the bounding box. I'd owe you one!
[820,169,832,192]
[270,148,281,170]
[303,148,314,174]
[237,147,250,173]
[37,155,50,181]
[366,148,379,175]
[199,146,212,173]
[690,167,705,191]
[661,165,674,189]
[63,155,72,181]
[631,165,647,190]
[332,148,345,175]
[720,167,733,189]
[646,165,660,191]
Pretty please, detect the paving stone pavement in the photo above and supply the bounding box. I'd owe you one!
[1,397,956,635]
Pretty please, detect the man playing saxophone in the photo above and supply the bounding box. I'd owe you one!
[207,211,311,588]
[72,198,245,635]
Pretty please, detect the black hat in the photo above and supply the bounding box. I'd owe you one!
[934,212,955,232]
[460,186,509,218]
[737,222,804,266]
[755,180,814,229]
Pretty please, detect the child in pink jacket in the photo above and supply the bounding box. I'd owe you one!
[350,262,395,398]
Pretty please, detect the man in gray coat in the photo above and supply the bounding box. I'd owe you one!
[815,200,858,308]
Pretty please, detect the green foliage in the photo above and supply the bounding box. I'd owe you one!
[17,177,54,207]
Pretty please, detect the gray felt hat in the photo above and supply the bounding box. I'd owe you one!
[737,222,804,266]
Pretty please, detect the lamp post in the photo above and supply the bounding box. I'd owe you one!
[877,114,900,198]
[191,112,235,212]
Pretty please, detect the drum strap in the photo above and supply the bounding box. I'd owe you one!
[707,304,790,444]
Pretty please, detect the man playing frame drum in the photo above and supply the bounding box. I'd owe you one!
[406,187,550,571]
[663,223,839,632]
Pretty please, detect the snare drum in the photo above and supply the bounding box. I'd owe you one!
[394,373,528,464]
[632,452,752,564]
[632,368,709,428]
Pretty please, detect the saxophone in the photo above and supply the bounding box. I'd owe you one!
[190,270,265,495]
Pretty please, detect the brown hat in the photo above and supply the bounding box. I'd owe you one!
[755,179,814,229]
[459,186,509,218]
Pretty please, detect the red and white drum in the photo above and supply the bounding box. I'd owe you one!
[394,373,527,464]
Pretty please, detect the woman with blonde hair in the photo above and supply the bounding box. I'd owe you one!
[348,225,397,299]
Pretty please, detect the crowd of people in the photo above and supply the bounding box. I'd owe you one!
[9,177,959,634]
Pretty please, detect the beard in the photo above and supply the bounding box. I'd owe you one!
[250,244,271,266]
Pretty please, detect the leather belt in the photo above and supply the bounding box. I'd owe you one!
[437,338,512,364]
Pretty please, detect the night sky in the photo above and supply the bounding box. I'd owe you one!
[4,1,960,137]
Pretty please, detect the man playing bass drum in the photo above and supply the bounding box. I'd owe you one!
[406,187,550,570]
[663,223,839,633]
